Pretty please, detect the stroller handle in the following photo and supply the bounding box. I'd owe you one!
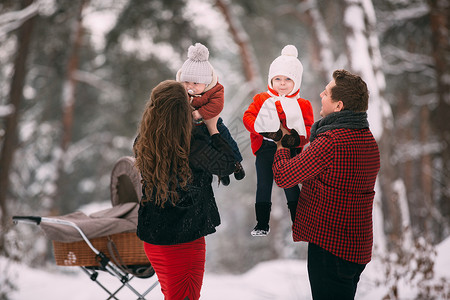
[12,215,132,281]
[12,216,42,225]
[13,216,100,256]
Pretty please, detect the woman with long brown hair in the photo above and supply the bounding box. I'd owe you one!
[134,80,236,300]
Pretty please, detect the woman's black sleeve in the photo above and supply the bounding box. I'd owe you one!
[190,133,236,176]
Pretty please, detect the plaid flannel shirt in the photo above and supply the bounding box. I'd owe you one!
[273,128,380,264]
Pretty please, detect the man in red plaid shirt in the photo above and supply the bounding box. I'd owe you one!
[273,69,380,300]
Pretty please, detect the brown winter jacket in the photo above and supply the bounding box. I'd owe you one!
[190,83,224,120]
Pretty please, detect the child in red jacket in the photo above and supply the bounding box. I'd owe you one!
[243,45,314,236]
[177,43,245,185]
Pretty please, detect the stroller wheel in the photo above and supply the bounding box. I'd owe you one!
[132,265,155,278]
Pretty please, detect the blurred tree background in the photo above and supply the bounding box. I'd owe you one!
[0,0,448,287]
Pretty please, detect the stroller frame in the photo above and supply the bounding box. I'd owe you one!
[12,216,159,300]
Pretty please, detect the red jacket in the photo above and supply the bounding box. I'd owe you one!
[273,128,380,264]
[191,83,224,120]
[243,87,314,155]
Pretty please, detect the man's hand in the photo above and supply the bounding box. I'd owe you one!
[260,129,283,141]
[276,126,290,150]
[281,129,300,148]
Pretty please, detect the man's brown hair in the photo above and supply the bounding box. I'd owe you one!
[332,69,369,112]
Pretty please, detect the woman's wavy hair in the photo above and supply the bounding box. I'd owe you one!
[134,80,192,207]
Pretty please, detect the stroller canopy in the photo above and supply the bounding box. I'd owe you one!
[110,156,142,207]
[40,156,143,243]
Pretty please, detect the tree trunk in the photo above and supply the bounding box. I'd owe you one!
[419,106,434,236]
[0,0,36,253]
[275,0,333,100]
[51,0,88,215]
[342,0,391,250]
[297,0,335,80]
[215,0,261,96]
[214,0,263,153]
[427,0,450,241]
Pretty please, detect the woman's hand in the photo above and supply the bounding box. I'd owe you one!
[203,115,220,135]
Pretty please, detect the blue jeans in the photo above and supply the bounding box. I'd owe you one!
[198,118,242,162]
[255,140,300,204]
[307,243,366,300]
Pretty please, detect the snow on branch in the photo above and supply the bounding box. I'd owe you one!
[377,3,429,27]
[383,45,434,75]
[73,69,122,96]
[0,104,15,118]
[391,141,444,164]
[0,2,39,39]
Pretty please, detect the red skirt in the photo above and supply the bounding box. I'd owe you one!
[143,237,206,300]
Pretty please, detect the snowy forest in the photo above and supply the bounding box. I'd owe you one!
[0,0,449,299]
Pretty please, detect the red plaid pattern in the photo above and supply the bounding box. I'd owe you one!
[273,128,380,264]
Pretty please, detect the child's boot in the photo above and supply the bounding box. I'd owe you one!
[219,175,230,186]
[251,202,271,236]
[233,162,245,180]
[287,201,298,223]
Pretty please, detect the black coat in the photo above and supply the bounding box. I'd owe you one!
[137,126,236,245]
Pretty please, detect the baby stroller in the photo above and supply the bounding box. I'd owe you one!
[13,156,158,300]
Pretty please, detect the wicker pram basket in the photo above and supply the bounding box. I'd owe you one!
[52,231,148,267]
[50,156,147,268]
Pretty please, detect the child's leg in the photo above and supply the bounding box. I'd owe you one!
[252,141,276,235]
[196,121,232,185]
[284,185,300,222]
[284,147,302,222]
[255,141,276,204]
[216,118,243,162]
[216,118,245,181]
[201,122,210,133]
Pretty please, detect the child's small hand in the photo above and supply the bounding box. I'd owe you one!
[192,110,202,120]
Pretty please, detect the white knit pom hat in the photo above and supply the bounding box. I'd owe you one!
[179,43,213,84]
[268,45,303,95]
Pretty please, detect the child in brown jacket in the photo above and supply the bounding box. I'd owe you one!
[176,43,245,185]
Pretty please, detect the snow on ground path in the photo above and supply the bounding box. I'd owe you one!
[5,258,311,300]
[4,234,450,300]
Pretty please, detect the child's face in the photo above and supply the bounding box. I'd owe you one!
[271,75,294,96]
[182,81,207,95]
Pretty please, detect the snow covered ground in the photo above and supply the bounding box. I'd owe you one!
[2,235,449,300]
[4,203,449,299]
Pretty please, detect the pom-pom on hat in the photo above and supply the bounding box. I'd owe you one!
[179,43,214,85]
[268,45,303,96]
